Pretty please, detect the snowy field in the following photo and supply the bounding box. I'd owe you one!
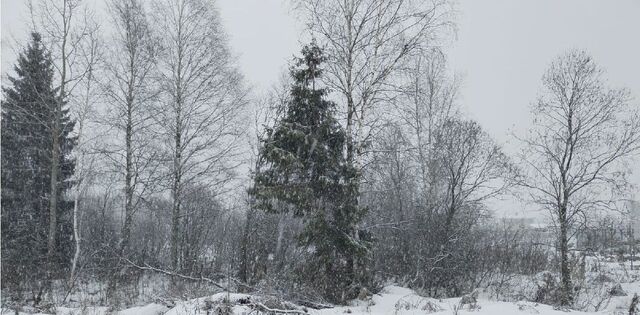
[5,258,640,315]
[3,284,638,315]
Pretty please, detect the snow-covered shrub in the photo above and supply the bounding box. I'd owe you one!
[393,295,443,313]
[533,272,561,306]
[609,283,628,296]
[212,298,233,315]
[517,301,540,314]
[592,273,615,284]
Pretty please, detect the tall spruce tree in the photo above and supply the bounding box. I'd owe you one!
[1,32,76,289]
[250,43,369,303]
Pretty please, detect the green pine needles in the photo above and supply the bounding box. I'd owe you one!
[1,32,76,288]
[250,42,369,303]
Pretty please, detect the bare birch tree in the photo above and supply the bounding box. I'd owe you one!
[29,0,100,269]
[102,0,160,257]
[151,0,248,270]
[517,50,640,306]
[394,50,459,208]
[68,25,101,285]
[298,0,454,164]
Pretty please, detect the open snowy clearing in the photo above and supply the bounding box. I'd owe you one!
[5,285,638,315]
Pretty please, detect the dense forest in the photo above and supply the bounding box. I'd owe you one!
[2,0,640,314]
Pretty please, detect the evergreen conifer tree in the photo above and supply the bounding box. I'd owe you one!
[250,42,368,303]
[1,32,76,289]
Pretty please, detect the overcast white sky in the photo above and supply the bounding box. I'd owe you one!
[2,0,639,218]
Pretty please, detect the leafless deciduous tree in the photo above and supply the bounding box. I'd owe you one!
[517,50,640,306]
[365,116,513,295]
[298,0,454,165]
[29,0,100,267]
[102,0,160,257]
[68,25,101,286]
[433,118,513,240]
[151,0,248,270]
[394,50,460,208]
[363,49,513,294]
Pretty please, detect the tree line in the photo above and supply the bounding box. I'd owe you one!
[2,0,639,309]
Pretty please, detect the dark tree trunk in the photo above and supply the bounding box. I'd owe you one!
[559,206,573,306]
[171,104,182,270]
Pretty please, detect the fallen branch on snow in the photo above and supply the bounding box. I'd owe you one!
[122,257,227,290]
[251,302,308,314]
[294,300,333,310]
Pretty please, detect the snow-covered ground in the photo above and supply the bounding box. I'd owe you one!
[4,256,640,315]
[315,286,590,315]
[159,285,598,315]
[4,284,637,315]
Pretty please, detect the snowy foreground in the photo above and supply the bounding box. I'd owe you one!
[5,259,640,315]
[6,284,639,315]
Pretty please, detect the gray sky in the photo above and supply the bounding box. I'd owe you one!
[447,0,640,146]
[443,0,640,217]
[2,0,639,218]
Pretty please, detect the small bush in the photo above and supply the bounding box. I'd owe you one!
[534,272,561,306]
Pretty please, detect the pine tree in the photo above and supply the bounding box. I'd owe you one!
[1,32,76,290]
[250,42,369,303]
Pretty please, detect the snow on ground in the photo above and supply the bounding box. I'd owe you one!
[6,284,633,315]
[5,257,640,314]
[314,286,594,315]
